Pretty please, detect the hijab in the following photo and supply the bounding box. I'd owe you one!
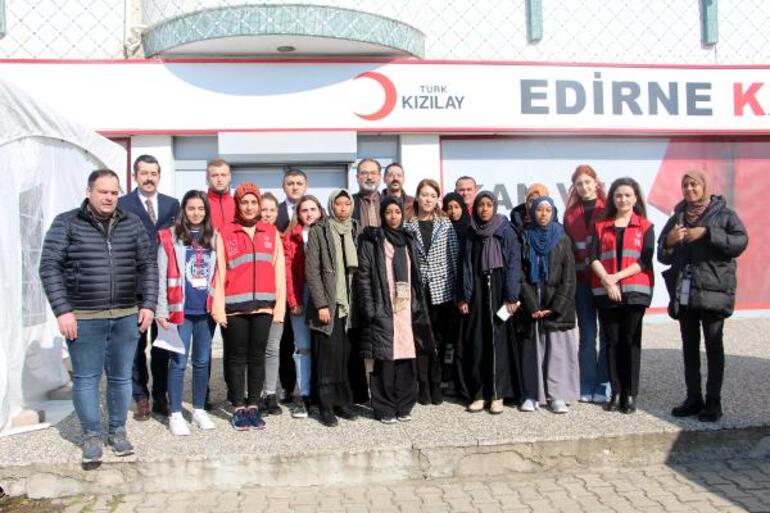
[380,196,410,311]
[526,196,565,284]
[233,182,261,227]
[682,171,710,226]
[327,189,358,316]
[470,191,507,273]
[443,192,470,235]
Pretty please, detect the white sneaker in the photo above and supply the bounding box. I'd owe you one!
[550,399,569,414]
[169,412,191,436]
[579,394,593,403]
[592,393,608,404]
[519,399,539,412]
[192,409,215,430]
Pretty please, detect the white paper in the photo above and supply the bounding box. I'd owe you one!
[152,323,186,355]
[496,304,512,322]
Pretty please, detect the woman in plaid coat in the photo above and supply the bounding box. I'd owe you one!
[404,179,460,405]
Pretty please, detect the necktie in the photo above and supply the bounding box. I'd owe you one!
[145,199,157,224]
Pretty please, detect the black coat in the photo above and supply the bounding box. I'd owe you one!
[39,201,159,317]
[356,227,434,361]
[657,195,748,319]
[520,234,577,331]
[458,219,522,304]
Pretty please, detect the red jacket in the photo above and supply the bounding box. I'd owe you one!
[158,229,185,324]
[208,189,235,232]
[282,223,306,310]
[564,198,606,284]
[220,221,278,313]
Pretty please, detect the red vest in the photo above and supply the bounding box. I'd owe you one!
[564,198,606,284]
[208,189,235,232]
[282,223,306,310]
[590,213,654,301]
[221,221,278,313]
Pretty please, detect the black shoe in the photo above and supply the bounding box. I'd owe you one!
[671,396,704,417]
[604,394,620,412]
[334,406,358,421]
[698,396,723,422]
[263,394,282,416]
[152,398,169,416]
[319,409,338,427]
[204,400,214,412]
[279,392,294,405]
[418,383,431,405]
[430,383,444,405]
[620,395,636,414]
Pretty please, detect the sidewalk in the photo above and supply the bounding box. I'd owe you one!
[1,318,769,498]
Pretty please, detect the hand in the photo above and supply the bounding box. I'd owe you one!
[318,307,331,325]
[364,358,374,373]
[665,224,687,247]
[506,301,520,315]
[684,226,706,242]
[290,305,303,316]
[157,317,169,330]
[607,284,622,303]
[601,273,618,288]
[457,301,469,315]
[212,312,228,327]
[57,312,78,340]
[138,308,154,333]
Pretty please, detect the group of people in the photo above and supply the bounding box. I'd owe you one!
[39,155,748,464]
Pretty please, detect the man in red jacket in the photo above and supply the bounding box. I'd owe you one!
[207,158,235,231]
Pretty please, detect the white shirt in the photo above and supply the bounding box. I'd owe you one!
[139,191,158,223]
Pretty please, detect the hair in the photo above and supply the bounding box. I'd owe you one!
[87,169,120,188]
[289,194,326,231]
[259,192,279,208]
[207,158,230,173]
[605,177,647,220]
[356,158,381,174]
[565,164,607,210]
[175,190,214,249]
[133,154,160,174]
[455,175,477,188]
[384,162,403,175]
[283,168,308,184]
[412,178,446,219]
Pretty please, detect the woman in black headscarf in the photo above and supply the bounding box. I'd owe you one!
[456,191,523,414]
[443,192,471,241]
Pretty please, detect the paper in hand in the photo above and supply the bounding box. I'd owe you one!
[153,322,186,355]
[496,304,512,322]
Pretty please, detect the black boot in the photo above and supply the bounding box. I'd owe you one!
[418,382,431,405]
[334,405,358,421]
[430,382,444,405]
[319,408,338,427]
[604,394,620,412]
[620,394,636,414]
[671,396,704,417]
[698,396,723,422]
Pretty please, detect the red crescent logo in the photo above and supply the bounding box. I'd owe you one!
[354,71,397,121]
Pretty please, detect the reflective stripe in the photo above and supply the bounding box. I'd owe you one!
[599,251,615,261]
[585,235,593,243]
[592,287,607,296]
[574,241,588,250]
[225,292,277,304]
[622,249,641,259]
[167,277,183,287]
[226,252,273,269]
[620,284,653,295]
[168,303,184,312]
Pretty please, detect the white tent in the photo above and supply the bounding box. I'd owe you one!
[0,77,126,434]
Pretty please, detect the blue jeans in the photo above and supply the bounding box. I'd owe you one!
[576,282,610,396]
[168,315,214,412]
[289,287,312,397]
[67,314,139,436]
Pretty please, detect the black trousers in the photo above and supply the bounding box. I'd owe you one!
[278,308,296,397]
[417,300,450,390]
[222,313,271,408]
[679,309,725,400]
[599,305,645,397]
[348,327,371,404]
[132,322,169,402]
[370,359,418,419]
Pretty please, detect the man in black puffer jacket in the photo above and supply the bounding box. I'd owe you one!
[39,169,158,464]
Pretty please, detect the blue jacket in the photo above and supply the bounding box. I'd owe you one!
[458,219,522,303]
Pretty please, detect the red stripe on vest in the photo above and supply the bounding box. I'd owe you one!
[158,229,185,325]
[222,221,278,312]
[589,213,654,297]
[564,198,606,284]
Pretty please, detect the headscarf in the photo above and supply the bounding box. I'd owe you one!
[327,189,358,317]
[380,196,410,312]
[523,183,550,224]
[682,171,710,226]
[233,182,261,227]
[526,196,565,284]
[470,191,507,273]
[443,192,470,236]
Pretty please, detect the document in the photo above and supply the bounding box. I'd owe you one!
[152,323,186,355]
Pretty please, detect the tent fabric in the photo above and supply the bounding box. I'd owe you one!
[0,78,127,433]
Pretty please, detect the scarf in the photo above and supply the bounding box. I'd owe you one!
[233,182,261,227]
[443,192,470,235]
[327,189,358,317]
[381,197,410,312]
[526,196,565,284]
[470,191,507,273]
[682,171,710,226]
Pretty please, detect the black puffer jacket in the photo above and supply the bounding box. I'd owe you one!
[657,195,748,319]
[39,200,159,317]
[356,227,434,361]
[520,234,577,331]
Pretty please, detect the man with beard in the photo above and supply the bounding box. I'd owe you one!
[352,158,383,228]
[382,162,415,218]
[207,158,234,231]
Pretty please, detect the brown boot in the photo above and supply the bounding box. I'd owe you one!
[134,398,150,421]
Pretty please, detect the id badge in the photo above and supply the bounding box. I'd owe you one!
[191,277,208,289]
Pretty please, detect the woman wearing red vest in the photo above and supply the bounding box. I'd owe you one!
[590,177,655,414]
[212,182,286,431]
[563,165,611,404]
[157,190,217,435]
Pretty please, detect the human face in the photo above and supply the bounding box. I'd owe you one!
[357,161,381,194]
[260,199,278,224]
[476,196,495,223]
[238,194,260,221]
[383,203,403,229]
[417,185,438,217]
[613,185,637,216]
[207,164,231,193]
[534,202,553,227]
[283,174,307,202]
[445,199,464,222]
[385,166,405,195]
[298,199,321,226]
[574,173,598,201]
[333,195,352,221]
[134,161,160,196]
[185,197,206,226]
[455,179,476,209]
[87,175,120,218]
[682,177,705,204]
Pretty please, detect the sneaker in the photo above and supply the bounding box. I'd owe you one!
[81,434,103,463]
[192,409,216,430]
[579,394,593,403]
[396,414,412,422]
[246,408,266,430]
[168,412,191,436]
[380,417,397,424]
[550,399,569,414]
[592,393,609,404]
[519,399,539,412]
[107,428,134,456]
[290,398,308,419]
[231,408,250,431]
[262,394,283,416]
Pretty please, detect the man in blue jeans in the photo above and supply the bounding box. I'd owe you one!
[40,169,158,463]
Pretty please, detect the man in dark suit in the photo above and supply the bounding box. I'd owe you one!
[275,168,308,232]
[118,154,180,420]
